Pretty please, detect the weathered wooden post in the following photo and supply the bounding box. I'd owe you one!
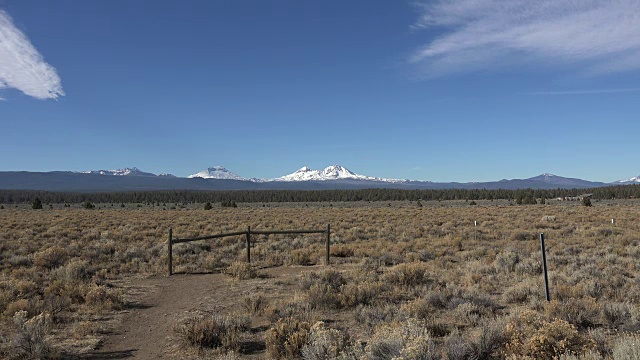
[168,228,173,276]
[246,226,251,263]
[540,233,550,302]
[326,224,330,266]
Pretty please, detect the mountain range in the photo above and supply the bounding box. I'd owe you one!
[0,164,637,192]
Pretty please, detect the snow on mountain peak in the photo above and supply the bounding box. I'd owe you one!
[188,166,246,180]
[275,165,406,183]
[615,175,640,184]
[321,165,357,179]
[83,167,156,176]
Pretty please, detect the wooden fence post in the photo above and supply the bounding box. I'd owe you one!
[246,226,251,263]
[326,224,330,266]
[168,228,173,276]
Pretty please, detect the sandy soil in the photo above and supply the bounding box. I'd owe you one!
[84,266,321,359]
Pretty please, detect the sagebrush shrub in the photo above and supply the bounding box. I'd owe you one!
[265,318,311,359]
[33,246,68,269]
[11,311,56,360]
[84,286,125,311]
[301,321,349,360]
[493,250,520,273]
[612,335,640,360]
[339,280,384,308]
[242,294,267,315]
[355,304,400,330]
[225,261,258,280]
[176,314,242,350]
[299,269,346,291]
[365,319,437,360]
[444,332,474,360]
[307,283,340,309]
[265,299,313,323]
[545,298,601,330]
[381,263,432,287]
[504,310,596,358]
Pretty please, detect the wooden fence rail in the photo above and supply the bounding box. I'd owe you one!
[167,224,330,276]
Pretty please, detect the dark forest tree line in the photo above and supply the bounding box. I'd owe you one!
[0,185,639,205]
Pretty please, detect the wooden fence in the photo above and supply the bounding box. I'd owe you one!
[167,225,330,275]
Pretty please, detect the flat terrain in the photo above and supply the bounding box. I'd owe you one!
[88,267,319,359]
[2,200,640,359]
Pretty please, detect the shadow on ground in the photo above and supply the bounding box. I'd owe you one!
[77,349,136,359]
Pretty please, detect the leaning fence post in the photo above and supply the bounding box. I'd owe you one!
[326,224,331,266]
[540,233,550,302]
[246,226,251,263]
[168,228,173,276]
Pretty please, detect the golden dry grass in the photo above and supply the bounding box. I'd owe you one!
[1,201,640,358]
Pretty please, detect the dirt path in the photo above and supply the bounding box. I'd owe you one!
[85,267,318,359]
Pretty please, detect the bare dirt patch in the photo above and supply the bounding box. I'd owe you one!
[87,266,320,359]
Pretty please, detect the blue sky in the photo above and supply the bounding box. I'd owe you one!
[1,0,639,182]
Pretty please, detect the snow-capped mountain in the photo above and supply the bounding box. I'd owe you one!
[3,167,636,191]
[615,175,640,184]
[529,173,564,183]
[83,167,156,177]
[275,165,406,183]
[188,166,247,180]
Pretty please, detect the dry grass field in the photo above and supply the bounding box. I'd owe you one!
[1,200,640,359]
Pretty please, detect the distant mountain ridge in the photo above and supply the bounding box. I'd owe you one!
[82,167,158,177]
[274,165,406,183]
[188,166,247,181]
[0,164,634,192]
[615,175,640,184]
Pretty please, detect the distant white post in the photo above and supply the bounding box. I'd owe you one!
[611,218,615,240]
[474,220,477,241]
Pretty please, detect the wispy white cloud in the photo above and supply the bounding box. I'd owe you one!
[527,88,640,95]
[0,10,64,100]
[411,0,640,77]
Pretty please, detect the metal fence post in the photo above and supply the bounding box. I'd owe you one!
[540,233,550,302]
[326,224,330,266]
[246,226,251,263]
[168,228,173,276]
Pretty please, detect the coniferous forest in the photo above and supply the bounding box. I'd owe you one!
[0,184,638,204]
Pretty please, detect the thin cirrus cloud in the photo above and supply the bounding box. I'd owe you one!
[410,0,640,78]
[0,10,64,100]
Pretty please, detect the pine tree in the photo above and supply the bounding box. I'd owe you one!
[32,197,43,209]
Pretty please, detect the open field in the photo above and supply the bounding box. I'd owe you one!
[2,201,640,359]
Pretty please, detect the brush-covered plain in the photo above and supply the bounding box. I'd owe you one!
[1,200,640,359]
